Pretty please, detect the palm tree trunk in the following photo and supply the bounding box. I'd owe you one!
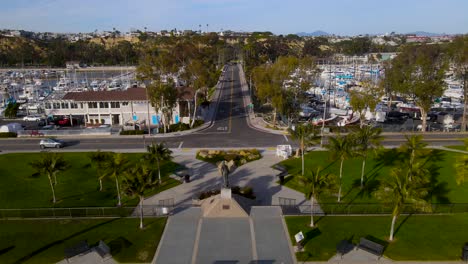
[301,139,305,176]
[115,176,122,206]
[273,108,277,127]
[389,214,397,241]
[53,172,57,185]
[139,196,144,229]
[157,158,161,183]
[48,175,56,203]
[99,179,103,192]
[360,158,366,188]
[462,76,467,132]
[420,108,428,133]
[338,158,343,202]
[310,196,315,227]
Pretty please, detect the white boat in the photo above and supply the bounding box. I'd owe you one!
[53,77,72,91]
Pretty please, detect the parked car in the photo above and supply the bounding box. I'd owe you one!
[23,115,41,122]
[39,138,64,149]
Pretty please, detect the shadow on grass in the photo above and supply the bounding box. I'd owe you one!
[364,234,389,251]
[0,245,15,256]
[303,227,322,245]
[108,236,133,256]
[393,214,412,239]
[13,218,118,264]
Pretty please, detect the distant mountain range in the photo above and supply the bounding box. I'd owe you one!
[296,31,330,37]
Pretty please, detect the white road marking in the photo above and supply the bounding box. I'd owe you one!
[283,134,289,142]
[178,141,184,149]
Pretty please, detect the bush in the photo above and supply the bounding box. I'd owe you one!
[196,149,262,166]
[0,132,17,138]
[120,130,145,135]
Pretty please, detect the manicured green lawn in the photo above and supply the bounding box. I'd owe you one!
[279,150,467,211]
[445,145,467,151]
[286,214,468,261]
[0,153,180,208]
[0,218,166,263]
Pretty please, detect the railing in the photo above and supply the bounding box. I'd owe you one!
[0,205,173,219]
[278,203,468,215]
[17,127,112,137]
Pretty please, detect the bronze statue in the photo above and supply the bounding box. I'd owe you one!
[219,160,230,188]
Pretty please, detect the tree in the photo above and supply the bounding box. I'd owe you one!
[4,102,19,118]
[288,123,319,176]
[449,36,468,131]
[144,142,173,183]
[455,139,468,185]
[399,135,428,181]
[348,80,383,128]
[123,163,158,229]
[30,153,69,204]
[374,166,430,241]
[350,126,383,188]
[88,150,111,191]
[326,135,352,202]
[384,44,447,132]
[298,167,336,227]
[102,153,130,206]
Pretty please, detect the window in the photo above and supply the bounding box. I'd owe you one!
[53,102,61,109]
[99,102,109,108]
[45,103,51,109]
[88,102,98,108]
[111,102,120,108]
[80,103,84,108]
[70,103,78,109]
[61,102,69,109]
[122,102,129,106]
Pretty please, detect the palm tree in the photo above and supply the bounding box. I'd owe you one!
[400,135,428,181]
[350,126,383,188]
[102,153,130,206]
[455,139,468,185]
[123,163,158,229]
[145,142,173,183]
[374,166,430,241]
[326,134,352,202]
[89,150,111,191]
[288,123,319,176]
[30,153,69,204]
[298,167,336,227]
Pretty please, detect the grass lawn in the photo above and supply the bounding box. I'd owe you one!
[0,217,166,263]
[445,145,467,151]
[0,153,181,208]
[286,214,468,261]
[279,150,467,212]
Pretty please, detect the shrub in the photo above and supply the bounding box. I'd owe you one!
[196,149,262,166]
[0,132,17,138]
[120,130,145,135]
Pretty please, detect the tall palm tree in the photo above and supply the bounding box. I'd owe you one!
[288,123,319,175]
[102,153,130,206]
[455,139,468,185]
[350,126,383,188]
[145,142,173,183]
[400,135,428,181]
[374,166,430,241]
[298,167,336,227]
[123,163,159,229]
[89,150,111,191]
[30,153,69,204]
[326,134,352,202]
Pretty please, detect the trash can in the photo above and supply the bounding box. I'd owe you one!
[184,174,190,183]
[279,174,285,184]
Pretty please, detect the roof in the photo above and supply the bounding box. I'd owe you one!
[63,88,147,102]
[62,87,198,102]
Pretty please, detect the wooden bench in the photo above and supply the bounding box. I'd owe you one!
[357,237,384,258]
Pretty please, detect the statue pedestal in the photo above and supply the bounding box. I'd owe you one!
[220,188,232,199]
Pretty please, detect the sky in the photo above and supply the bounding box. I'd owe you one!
[0,0,467,35]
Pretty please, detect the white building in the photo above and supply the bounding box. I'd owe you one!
[44,87,197,129]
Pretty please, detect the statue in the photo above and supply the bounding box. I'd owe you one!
[218,160,230,188]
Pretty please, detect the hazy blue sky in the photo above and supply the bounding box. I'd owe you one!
[0,0,466,35]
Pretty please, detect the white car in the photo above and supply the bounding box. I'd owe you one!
[23,115,41,122]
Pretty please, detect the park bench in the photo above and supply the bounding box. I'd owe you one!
[30,130,44,137]
[357,237,384,258]
[95,240,112,260]
[64,240,90,261]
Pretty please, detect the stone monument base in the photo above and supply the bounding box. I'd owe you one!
[220,188,232,199]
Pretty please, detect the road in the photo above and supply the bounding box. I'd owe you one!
[0,64,466,152]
